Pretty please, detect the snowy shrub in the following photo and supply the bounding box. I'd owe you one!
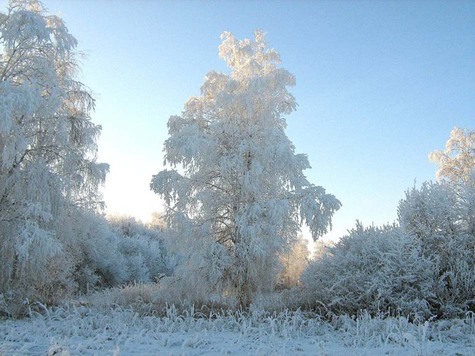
[57,210,129,291]
[24,210,175,303]
[398,182,475,317]
[109,215,175,282]
[302,181,474,320]
[63,213,174,291]
[301,223,436,320]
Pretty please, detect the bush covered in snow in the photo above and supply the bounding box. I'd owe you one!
[60,213,174,293]
[302,181,475,320]
[398,182,475,317]
[301,224,436,319]
[0,210,174,317]
[108,215,175,283]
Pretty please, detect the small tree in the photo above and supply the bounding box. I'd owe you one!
[429,127,474,186]
[429,126,475,237]
[151,30,340,306]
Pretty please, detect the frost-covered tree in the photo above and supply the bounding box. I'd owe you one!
[429,127,475,186]
[0,0,108,303]
[151,30,340,306]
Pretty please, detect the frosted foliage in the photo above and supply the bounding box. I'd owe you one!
[302,182,474,320]
[151,30,340,306]
[0,1,108,302]
[64,213,173,291]
[398,182,475,317]
[108,216,174,282]
[302,224,436,320]
[429,127,475,185]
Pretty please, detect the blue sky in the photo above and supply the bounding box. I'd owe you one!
[39,0,474,241]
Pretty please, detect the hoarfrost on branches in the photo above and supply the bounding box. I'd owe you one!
[0,0,108,304]
[151,30,340,306]
[429,127,475,186]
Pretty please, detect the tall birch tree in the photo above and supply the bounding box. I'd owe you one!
[151,30,340,306]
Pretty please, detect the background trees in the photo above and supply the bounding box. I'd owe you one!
[151,30,340,306]
[278,236,309,289]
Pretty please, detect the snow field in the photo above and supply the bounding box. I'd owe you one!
[1,306,474,355]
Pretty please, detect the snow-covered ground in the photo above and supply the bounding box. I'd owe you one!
[1,306,474,355]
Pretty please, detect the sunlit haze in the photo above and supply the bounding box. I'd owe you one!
[41,0,474,243]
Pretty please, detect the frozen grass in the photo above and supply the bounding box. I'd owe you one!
[1,303,474,355]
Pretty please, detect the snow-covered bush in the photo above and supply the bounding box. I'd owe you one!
[108,215,175,283]
[56,210,129,291]
[0,207,175,316]
[302,181,474,319]
[65,213,174,291]
[398,182,475,317]
[301,223,436,320]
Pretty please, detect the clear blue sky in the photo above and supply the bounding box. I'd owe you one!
[39,0,474,241]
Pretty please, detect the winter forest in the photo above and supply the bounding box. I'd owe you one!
[1,1,474,354]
